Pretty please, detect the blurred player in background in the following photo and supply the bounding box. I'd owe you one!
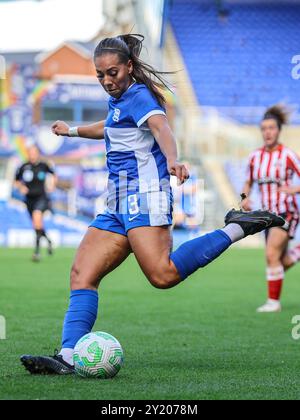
[15,145,57,262]
[20,34,284,375]
[242,106,300,312]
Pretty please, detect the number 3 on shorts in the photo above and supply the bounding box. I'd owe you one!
[128,194,139,215]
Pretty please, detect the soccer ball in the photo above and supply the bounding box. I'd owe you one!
[73,332,124,379]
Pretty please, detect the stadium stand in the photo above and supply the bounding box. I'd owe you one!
[0,201,87,247]
[224,159,260,205]
[170,0,300,124]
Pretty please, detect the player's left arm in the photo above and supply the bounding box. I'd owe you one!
[279,151,300,195]
[147,114,189,185]
[279,185,300,195]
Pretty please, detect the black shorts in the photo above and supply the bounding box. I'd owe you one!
[25,196,51,217]
[265,212,299,240]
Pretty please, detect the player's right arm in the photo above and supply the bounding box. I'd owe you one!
[241,180,253,211]
[51,120,105,140]
[241,153,255,211]
[14,180,29,195]
[14,166,29,195]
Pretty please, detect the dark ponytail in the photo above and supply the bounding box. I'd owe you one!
[263,105,290,130]
[94,34,173,107]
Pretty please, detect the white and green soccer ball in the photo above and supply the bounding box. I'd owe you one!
[73,332,124,379]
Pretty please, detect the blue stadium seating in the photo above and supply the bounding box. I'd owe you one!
[170,1,300,124]
[0,201,88,246]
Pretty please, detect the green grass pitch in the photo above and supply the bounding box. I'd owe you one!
[0,247,300,400]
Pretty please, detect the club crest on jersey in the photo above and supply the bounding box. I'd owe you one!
[113,108,121,122]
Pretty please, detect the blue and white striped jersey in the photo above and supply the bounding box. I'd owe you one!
[104,83,170,202]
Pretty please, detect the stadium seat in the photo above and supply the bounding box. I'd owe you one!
[170,1,300,124]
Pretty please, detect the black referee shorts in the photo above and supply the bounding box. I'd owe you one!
[25,196,52,217]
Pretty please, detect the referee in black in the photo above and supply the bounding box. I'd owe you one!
[15,145,57,262]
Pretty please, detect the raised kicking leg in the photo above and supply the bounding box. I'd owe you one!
[128,210,285,289]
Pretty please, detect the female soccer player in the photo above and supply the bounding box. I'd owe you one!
[21,34,284,375]
[241,106,300,312]
[15,144,57,261]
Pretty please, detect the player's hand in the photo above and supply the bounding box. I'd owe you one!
[167,160,189,185]
[278,186,300,196]
[20,185,29,195]
[241,197,253,211]
[51,120,70,136]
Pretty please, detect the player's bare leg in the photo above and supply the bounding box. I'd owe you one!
[21,228,131,375]
[282,240,300,272]
[128,226,180,289]
[128,210,286,290]
[257,228,289,313]
[32,209,54,259]
[70,227,131,291]
[31,210,44,262]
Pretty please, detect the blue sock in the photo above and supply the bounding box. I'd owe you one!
[170,230,232,280]
[61,289,98,349]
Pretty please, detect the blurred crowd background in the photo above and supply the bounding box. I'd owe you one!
[0,0,300,248]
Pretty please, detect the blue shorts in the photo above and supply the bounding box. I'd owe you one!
[90,191,173,237]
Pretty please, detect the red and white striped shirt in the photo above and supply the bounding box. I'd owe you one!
[247,144,300,214]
